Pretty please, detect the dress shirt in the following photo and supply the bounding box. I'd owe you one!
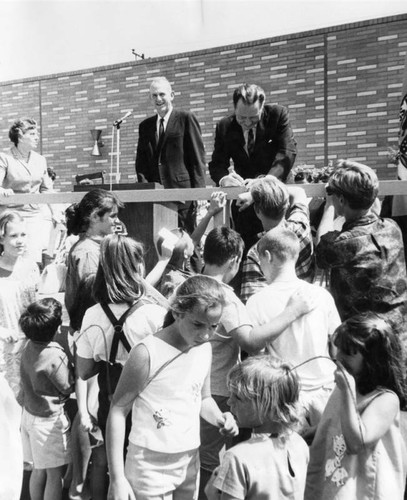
[156,109,173,139]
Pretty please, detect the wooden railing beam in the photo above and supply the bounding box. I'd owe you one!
[1,180,406,205]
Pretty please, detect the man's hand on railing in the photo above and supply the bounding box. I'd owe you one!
[219,172,245,187]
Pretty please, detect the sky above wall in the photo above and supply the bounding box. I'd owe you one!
[0,0,406,82]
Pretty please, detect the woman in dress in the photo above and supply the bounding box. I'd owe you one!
[0,118,54,264]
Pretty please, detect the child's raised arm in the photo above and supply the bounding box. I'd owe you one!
[145,231,176,287]
[335,361,399,454]
[106,343,150,500]
[191,191,227,247]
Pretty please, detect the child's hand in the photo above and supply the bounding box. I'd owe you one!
[0,326,18,343]
[159,237,175,261]
[108,476,136,500]
[334,361,356,395]
[285,288,317,319]
[80,412,95,433]
[243,177,255,189]
[108,474,136,500]
[208,191,227,216]
[0,187,14,197]
[236,191,253,212]
[218,411,238,437]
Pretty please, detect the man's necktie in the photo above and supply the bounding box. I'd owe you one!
[247,128,255,157]
[157,117,165,152]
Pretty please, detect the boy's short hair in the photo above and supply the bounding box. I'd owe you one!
[203,226,244,267]
[326,160,379,210]
[20,298,63,342]
[257,227,300,263]
[250,176,289,220]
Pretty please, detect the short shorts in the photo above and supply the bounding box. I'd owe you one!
[21,408,71,469]
[125,442,200,500]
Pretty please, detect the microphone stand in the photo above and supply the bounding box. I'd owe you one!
[110,122,121,191]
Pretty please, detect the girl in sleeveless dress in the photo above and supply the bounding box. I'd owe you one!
[106,275,238,500]
[305,313,407,500]
[75,234,168,498]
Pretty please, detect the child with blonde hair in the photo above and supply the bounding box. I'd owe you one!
[205,354,309,499]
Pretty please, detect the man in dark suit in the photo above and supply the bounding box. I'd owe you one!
[135,77,206,233]
[209,83,297,249]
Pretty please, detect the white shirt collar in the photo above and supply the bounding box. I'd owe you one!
[156,108,173,131]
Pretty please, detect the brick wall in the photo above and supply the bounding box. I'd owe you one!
[0,14,406,191]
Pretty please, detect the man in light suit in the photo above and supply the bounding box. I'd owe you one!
[209,83,297,250]
[135,77,206,233]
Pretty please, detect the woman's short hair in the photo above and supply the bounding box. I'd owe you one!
[9,118,37,147]
[65,188,123,235]
[93,234,145,304]
[326,160,379,210]
[228,354,301,431]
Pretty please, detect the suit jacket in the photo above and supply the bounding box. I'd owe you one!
[208,104,297,185]
[135,109,206,189]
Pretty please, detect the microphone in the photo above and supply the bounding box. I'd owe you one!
[113,110,133,126]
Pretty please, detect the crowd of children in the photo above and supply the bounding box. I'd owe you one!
[1,159,407,500]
